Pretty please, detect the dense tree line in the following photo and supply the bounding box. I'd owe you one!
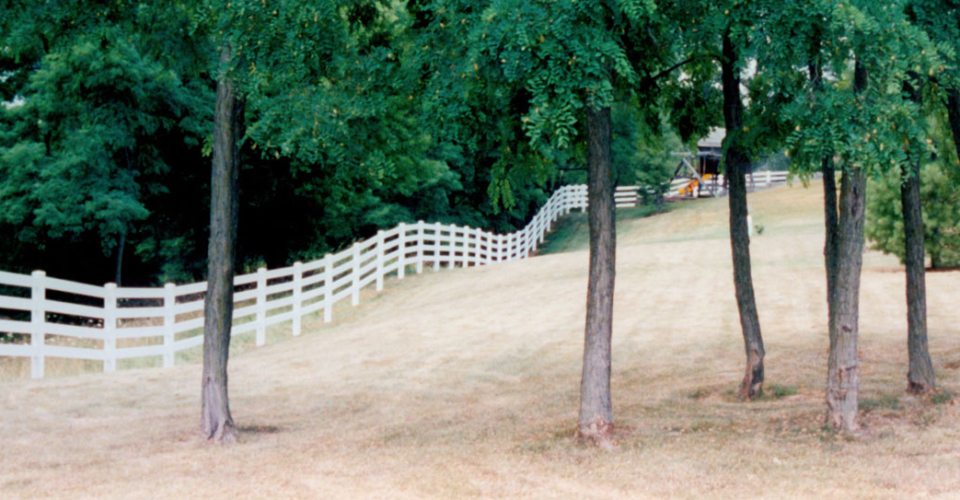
[2,0,666,287]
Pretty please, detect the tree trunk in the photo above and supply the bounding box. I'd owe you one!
[824,60,870,433]
[822,158,839,331]
[826,168,866,432]
[114,226,126,287]
[810,53,839,334]
[901,158,936,393]
[201,43,243,444]
[901,77,936,394]
[946,89,960,165]
[721,29,764,400]
[578,104,616,447]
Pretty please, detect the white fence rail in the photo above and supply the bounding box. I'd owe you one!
[1,184,655,378]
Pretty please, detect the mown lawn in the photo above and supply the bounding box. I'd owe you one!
[2,180,959,499]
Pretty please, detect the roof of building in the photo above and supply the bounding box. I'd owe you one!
[697,128,726,149]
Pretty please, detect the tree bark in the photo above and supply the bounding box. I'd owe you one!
[946,89,960,165]
[824,61,871,432]
[721,30,764,400]
[810,52,839,333]
[578,104,616,446]
[201,43,243,444]
[901,77,936,394]
[825,167,866,432]
[902,159,935,393]
[822,157,839,332]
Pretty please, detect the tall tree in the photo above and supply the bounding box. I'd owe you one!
[719,26,765,400]
[201,43,242,444]
[580,103,616,443]
[453,0,664,444]
[900,74,936,393]
[661,0,770,400]
[776,0,944,429]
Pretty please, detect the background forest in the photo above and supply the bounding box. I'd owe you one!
[0,0,685,287]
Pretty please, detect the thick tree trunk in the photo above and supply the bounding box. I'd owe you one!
[721,30,764,400]
[824,60,869,433]
[901,158,936,393]
[826,168,866,432]
[578,104,616,446]
[201,43,243,444]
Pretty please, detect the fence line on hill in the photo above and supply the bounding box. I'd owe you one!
[0,184,638,378]
[0,173,794,379]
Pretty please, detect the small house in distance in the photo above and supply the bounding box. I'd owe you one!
[670,128,730,198]
[695,128,725,179]
[668,128,789,199]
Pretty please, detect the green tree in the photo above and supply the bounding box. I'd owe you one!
[772,0,943,428]
[868,162,960,269]
[660,0,769,400]
[0,1,214,286]
[435,0,669,445]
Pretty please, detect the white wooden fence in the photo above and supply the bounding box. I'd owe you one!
[1,184,658,378]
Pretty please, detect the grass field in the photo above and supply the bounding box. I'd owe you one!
[2,180,960,499]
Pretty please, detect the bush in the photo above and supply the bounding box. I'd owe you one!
[866,162,960,269]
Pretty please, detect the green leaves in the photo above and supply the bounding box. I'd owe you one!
[867,161,960,268]
[0,28,205,256]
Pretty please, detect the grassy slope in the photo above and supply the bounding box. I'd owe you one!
[2,181,960,499]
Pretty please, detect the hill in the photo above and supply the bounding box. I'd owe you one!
[2,181,959,499]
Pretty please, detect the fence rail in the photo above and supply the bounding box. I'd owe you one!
[0,184,635,378]
[0,176,799,378]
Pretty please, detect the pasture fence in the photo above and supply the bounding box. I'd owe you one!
[0,184,610,378]
[0,175,794,379]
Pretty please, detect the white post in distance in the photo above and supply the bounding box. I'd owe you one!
[163,283,176,367]
[292,262,303,336]
[30,270,46,379]
[103,283,117,372]
[256,268,268,346]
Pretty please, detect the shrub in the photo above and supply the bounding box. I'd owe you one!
[866,162,960,269]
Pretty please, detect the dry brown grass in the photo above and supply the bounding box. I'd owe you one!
[3,180,960,499]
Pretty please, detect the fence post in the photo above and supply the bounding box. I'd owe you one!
[103,283,117,372]
[351,243,361,306]
[433,225,441,272]
[256,267,267,346]
[452,224,460,268]
[292,262,303,336]
[416,221,425,274]
[376,230,385,291]
[163,283,176,368]
[498,234,504,262]
[766,170,772,186]
[546,196,554,232]
[539,211,547,244]
[398,223,406,279]
[462,226,470,267]
[30,270,45,379]
[323,254,333,323]
[477,227,490,266]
